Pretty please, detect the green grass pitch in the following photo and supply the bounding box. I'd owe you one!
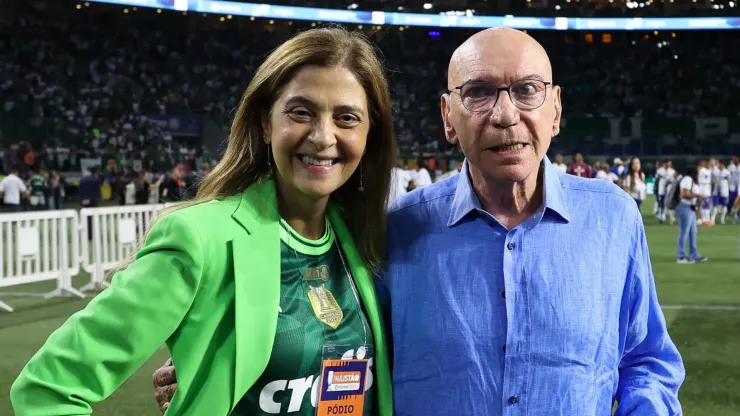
[1,196,738,415]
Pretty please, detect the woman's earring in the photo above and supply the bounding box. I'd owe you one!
[358,162,364,192]
[267,145,271,167]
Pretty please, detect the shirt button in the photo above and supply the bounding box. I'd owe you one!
[507,242,515,250]
[508,395,519,405]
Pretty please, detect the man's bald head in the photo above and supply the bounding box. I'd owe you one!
[439,26,562,191]
[448,28,551,89]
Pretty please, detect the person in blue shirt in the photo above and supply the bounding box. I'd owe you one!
[383,28,684,415]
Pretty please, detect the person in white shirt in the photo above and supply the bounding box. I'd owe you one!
[652,161,662,216]
[655,159,676,223]
[595,165,609,181]
[612,158,626,177]
[729,156,740,222]
[715,162,732,224]
[409,160,432,190]
[664,170,679,225]
[708,158,722,225]
[553,153,567,174]
[125,178,137,205]
[697,160,713,225]
[388,161,411,208]
[676,163,708,264]
[0,167,28,212]
[603,163,620,184]
[622,157,647,210]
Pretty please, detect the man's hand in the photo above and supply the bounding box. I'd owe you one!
[152,358,178,414]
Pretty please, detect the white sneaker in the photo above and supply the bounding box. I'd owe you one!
[677,257,695,264]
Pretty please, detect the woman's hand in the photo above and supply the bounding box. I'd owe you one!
[152,358,178,414]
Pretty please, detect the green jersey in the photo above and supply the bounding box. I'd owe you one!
[232,218,375,416]
[28,175,46,197]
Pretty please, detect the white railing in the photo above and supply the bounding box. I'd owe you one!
[78,204,167,292]
[0,210,85,312]
[0,204,184,312]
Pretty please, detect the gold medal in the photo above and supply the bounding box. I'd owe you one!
[308,285,344,329]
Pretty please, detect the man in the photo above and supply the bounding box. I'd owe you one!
[553,153,567,174]
[567,152,592,178]
[79,166,103,241]
[611,157,625,178]
[388,160,411,208]
[655,159,676,224]
[652,161,663,216]
[27,168,48,211]
[606,162,620,184]
[697,159,713,225]
[709,158,722,224]
[717,162,731,224]
[383,28,683,415]
[0,166,28,212]
[730,156,740,222]
[160,166,184,202]
[153,28,684,415]
[595,164,609,181]
[409,159,433,190]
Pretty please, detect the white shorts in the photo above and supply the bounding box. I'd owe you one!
[30,195,46,206]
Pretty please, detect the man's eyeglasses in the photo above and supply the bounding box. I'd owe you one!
[447,78,553,113]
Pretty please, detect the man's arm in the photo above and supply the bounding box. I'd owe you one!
[615,214,685,415]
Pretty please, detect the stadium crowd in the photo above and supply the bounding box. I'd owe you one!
[1,2,739,214]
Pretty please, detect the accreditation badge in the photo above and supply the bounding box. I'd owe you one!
[315,345,372,416]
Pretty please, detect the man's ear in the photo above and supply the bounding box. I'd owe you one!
[551,86,562,138]
[441,93,459,145]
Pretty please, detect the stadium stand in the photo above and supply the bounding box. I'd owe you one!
[1,1,739,174]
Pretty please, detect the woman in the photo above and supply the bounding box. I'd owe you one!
[622,157,647,210]
[160,166,184,202]
[11,27,395,416]
[676,163,708,264]
[47,170,65,210]
[134,169,151,205]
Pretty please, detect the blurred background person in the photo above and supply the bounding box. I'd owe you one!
[623,157,647,210]
[160,166,183,202]
[409,158,432,190]
[697,159,713,225]
[134,170,151,205]
[567,152,592,178]
[611,158,626,179]
[655,159,675,224]
[596,164,610,181]
[553,153,567,174]
[676,162,708,264]
[47,170,66,210]
[388,160,411,207]
[27,168,48,211]
[0,166,28,213]
[715,162,732,224]
[79,166,103,240]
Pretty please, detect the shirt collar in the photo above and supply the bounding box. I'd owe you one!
[447,156,572,227]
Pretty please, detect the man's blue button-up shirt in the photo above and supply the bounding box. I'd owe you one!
[382,158,685,415]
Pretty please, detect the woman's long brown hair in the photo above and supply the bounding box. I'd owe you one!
[115,27,396,275]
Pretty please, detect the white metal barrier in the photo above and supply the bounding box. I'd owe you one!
[0,210,85,312]
[78,204,169,292]
[0,203,182,312]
